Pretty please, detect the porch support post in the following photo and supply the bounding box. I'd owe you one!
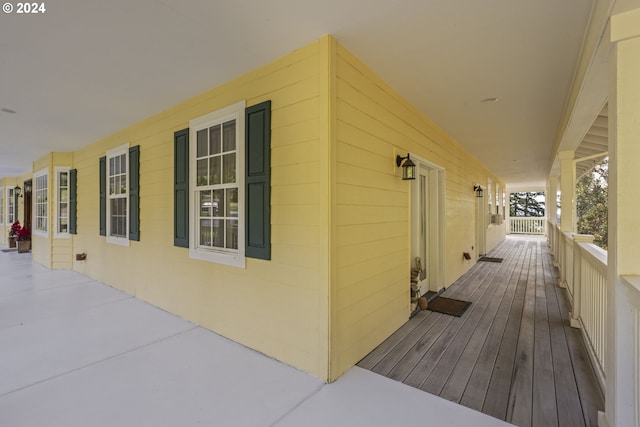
[602,7,640,427]
[547,177,558,256]
[505,191,511,235]
[558,150,575,233]
[547,176,558,225]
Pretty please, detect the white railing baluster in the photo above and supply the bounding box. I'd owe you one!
[509,217,546,235]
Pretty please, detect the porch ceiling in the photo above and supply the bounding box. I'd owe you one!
[575,104,608,181]
[0,0,597,188]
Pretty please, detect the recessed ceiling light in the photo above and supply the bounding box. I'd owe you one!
[481,98,499,103]
[1,108,17,114]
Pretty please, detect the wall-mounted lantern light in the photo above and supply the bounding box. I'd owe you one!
[14,185,22,198]
[473,184,483,198]
[396,154,416,180]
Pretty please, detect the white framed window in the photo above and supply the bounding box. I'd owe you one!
[7,187,15,224]
[106,144,129,246]
[54,167,71,238]
[33,168,49,236]
[0,187,3,225]
[189,100,245,267]
[496,184,501,214]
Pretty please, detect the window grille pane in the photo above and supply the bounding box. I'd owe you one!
[210,157,221,185]
[212,219,224,248]
[120,154,126,174]
[223,153,236,184]
[200,190,212,217]
[226,219,238,249]
[59,172,68,186]
[226,188,238,217]
[210,125,221,155]
[200,219,211,246]
[60,188,68,203]
[197,159,208,186]
[212,189,224,217]
[197,129,208,157]
[223,121,235,152]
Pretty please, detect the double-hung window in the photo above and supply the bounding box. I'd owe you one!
[189,101,245,267]
[34,169,49,235]
[106,145,129,245]
[0,187,3,225]
[7,187,15,224]
[55,167,70,238]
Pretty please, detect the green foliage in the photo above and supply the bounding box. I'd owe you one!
[510,192,545,217]
[577,158,608,250]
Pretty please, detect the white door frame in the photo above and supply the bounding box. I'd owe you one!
[409,154,446,294]
[476,186,487,257]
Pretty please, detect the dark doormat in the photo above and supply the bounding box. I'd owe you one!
[1,248,17,253]
[427,296,472,317]
[479,256,503,263]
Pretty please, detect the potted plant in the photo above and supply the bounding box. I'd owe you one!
[15,224,31,253]
[8,221,20,248]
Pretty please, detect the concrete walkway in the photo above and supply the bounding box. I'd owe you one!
[0,249,512,426]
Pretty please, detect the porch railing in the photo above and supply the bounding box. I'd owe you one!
[549,222,607,393]
[509,217,546,235]
[620,275,640,427]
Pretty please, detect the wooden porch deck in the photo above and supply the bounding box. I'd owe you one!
[358,236,604,427]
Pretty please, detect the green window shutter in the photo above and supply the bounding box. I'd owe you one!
[129,145,140,241]
[69,169,77,234]
[245,101,271,260]
[99,156,106,236]
[174,128,189,248]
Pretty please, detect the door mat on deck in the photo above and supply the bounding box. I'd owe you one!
[1,248,17,253]
[427,296,471,317]
[478,256,503,263]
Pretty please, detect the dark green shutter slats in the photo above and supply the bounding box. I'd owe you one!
[245,101,271,260]
[129,145,140,241]
[174,129,189,248]
[99,156,106,236]
[69,169,77,234]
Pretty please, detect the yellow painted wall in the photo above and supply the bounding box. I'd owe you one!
[1,35,506,383]
[330,42,505,379]
[70,38,331,379]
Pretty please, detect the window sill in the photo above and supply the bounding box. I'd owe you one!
[106,236,130,247]
[189,248,246,268]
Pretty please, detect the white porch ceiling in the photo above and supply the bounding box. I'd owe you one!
[0,0,597,188]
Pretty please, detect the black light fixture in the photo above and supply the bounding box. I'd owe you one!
[396,154,416,180]
[14,185,22,197]
[473,185,483,198]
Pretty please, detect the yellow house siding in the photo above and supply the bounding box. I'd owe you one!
[68,39,330,379]
[330,42,505,379]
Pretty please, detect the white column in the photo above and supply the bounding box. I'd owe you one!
[558,151,575,233]
[548,176,558,224]
[602,7,640,427]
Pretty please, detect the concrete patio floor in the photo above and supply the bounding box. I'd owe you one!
[0,249,512,426]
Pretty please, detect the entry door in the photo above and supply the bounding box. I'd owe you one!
[410,160,444,295]
[23,179,32,232]
[476,190,486,257]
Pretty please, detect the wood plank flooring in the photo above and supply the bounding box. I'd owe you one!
[357,236,604,427]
